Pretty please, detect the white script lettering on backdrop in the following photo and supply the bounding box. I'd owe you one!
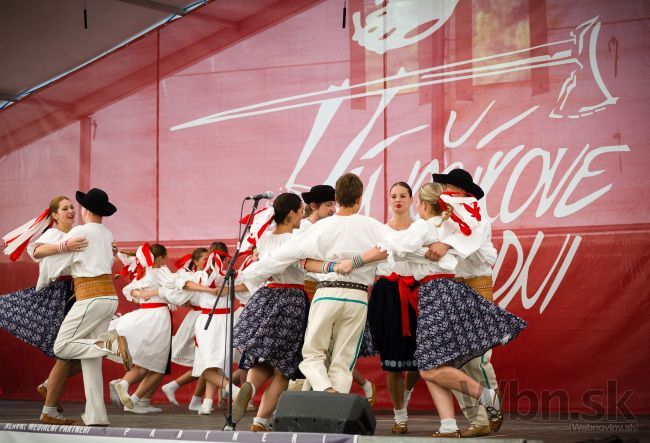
[170,12,625,314]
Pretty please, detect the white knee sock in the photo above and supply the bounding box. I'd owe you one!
[361,380,373,398]
[439,418,458,433]
[480,388,498,408]
[403,387,414,408]
[253,417,272,428]
[393,408,408,424]
[42,405,58,416]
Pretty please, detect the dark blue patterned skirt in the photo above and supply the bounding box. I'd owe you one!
[368,277,418,371]
[0,279,74,358]
[233,286,309,379]
[415,278,527,370]
[357,318,378,358]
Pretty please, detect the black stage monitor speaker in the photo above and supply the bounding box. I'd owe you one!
[274,391,376,435]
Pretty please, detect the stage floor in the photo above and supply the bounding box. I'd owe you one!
[0,400,648,442]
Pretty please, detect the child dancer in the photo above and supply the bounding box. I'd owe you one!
[109,243,173,414]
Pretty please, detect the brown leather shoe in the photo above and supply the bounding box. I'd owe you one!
[490,414,504,432]
[37,384,63,413]
[431,430,462,438]
[250,423,272,432]
[40,413,77,425]
[461,424,492,437]
[116,335,132,370]
[391,421,408,434]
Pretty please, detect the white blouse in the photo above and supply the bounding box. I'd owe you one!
[122,266,172,304]
[378,216,469,281]
[257,231,305,285]
[35,222,114,290]
[244,214,390,289]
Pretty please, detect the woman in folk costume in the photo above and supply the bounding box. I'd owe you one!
[366,182,421,434]
[1,196,88,425]
[160,247,213,411]
[231,193,309,432]
[108,243,174,414]
[428,169,502,438]
[190,246,240,415]
[336,182,527,437]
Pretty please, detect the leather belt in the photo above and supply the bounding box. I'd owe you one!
[316,280,368,292]
[73,275,115,301]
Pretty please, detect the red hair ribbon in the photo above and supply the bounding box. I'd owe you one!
[3,208,54,262]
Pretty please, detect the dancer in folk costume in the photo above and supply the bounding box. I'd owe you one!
[39,188,132,426]
[229,248,258,399]
[367,182,421,433]
[232,193,309,432]
[243,174,390,394]
[108,243,174,414]
[1,196,88,425]
[336,182,527,437]
[161,247,213,411]
[426,169,503,438]
[296,184,377,403]
[189,247,240,415]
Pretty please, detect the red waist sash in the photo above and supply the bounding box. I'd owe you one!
[140,303,168,309]
[383,274,419,337]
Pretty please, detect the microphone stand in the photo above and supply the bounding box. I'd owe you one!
[205,196,261,431]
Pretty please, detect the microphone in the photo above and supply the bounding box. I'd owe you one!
[245,191,275,200]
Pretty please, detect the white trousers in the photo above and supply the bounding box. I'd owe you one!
[299,287,367,393]
[452,349,498,427]
[53,296,118,425]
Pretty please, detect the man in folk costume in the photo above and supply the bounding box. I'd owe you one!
[426,169,503,437]
[40,188,132,426]
[243,173,389,393]
[297,185,335,299]
[295,184,376,403]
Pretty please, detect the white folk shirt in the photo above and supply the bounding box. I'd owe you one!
[122,266,172,305]
[244,214,390,289]
[35,222,114,290]
[257,231,305,285]
[27,229,71,283]
[375,225,418,278]
[452,214,497,279]
[377,215,482,281]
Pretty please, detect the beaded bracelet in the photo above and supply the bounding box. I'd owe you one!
[57,240,69,253]
[322,260,337,273]
[351,255,365,269]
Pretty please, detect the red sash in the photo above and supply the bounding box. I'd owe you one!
[385,274,419,337]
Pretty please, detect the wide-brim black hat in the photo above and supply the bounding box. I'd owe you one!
[432,169,485,200]
[301,185,335,204]
[76,188,117,216]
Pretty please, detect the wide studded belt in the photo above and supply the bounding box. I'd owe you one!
[316,280,368,292]
[73,274,116,301]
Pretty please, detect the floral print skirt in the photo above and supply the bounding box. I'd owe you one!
[415,278,527,370]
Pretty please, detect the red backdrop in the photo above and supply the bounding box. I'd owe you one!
[1,0,648,414]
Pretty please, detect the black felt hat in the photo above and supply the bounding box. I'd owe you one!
[432,169,485,200]
[75,188,117,216]
[301,185,335,204]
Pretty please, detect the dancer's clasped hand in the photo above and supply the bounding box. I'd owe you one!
[334,260,353,275]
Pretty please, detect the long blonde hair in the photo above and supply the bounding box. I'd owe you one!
[417,183,452,223]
